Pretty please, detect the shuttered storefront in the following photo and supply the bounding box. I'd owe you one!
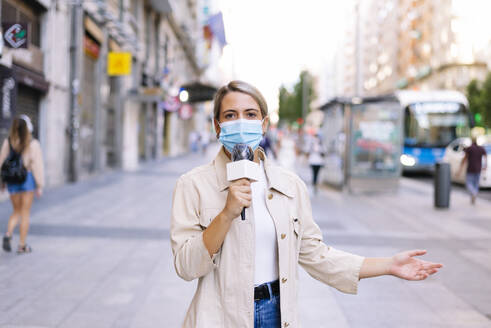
[79,54,97,175]
[16,85,41,139]
[79,32,100,176]
[105,76,119,168]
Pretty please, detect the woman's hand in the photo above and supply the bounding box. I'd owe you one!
[388,250,443,281]
[222,178,252,221]
[35,188,43,198]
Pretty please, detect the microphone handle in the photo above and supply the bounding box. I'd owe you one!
[241,208,245,220]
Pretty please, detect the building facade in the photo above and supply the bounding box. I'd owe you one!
[1,0,69,187]
[336,0,491,97]
[0,0,223,192]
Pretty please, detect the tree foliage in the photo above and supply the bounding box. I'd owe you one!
[466,73,491,129]
[278,70,316,124]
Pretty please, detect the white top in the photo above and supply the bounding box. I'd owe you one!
[308,138,325,165]
[252,160,279,285]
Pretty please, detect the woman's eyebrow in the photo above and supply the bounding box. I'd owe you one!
[244,108,260,112]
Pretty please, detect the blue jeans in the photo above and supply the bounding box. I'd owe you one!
[254,284,281,328]
[466,173,480,197]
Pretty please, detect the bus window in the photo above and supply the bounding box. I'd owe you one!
[405,103,469,148]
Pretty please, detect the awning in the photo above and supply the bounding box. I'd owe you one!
[180,82,217,103]
[320,95,397,111]
[126,87,164,103]
[12,64,49,93]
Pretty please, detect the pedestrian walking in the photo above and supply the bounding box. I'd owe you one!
[170,80,443,328]
[294,127,310,164]
[200,128,210,155]
[259,132,277,159]
[308,133,326,194]
[1,115,44,254]
[189,130,200,153]
[458,136,487,204]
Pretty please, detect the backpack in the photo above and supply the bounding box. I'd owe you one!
[1,139,28,184]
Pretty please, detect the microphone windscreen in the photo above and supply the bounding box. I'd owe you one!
[232,144,254,162]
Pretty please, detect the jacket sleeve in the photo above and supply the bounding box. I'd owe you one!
[30,140,45,189]
[170,175,218,281]
[296,179,365,294]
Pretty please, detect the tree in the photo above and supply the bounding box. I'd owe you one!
[465,73,491,129]
[480,73,491,128]
[278,70,316,124]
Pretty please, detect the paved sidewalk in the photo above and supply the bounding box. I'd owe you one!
[0,142,490,327]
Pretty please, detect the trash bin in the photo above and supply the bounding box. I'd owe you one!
[434,162,451,208]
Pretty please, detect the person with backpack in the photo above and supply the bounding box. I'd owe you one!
[0,115,44,254]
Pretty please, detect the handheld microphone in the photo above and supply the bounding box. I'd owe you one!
[227,144,258,220]
[231,143,254,162]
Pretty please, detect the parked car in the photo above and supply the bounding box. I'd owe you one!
[443,136,491,188]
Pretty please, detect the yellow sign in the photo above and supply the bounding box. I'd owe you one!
[107,52,132,76]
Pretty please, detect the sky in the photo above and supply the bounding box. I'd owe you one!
[216,0,351,115]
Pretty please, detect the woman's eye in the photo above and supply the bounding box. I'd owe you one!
[247,113,257,118]
[225,113,235,119]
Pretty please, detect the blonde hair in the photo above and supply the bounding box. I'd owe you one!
[213,80,268,121]
[9,116,32,153]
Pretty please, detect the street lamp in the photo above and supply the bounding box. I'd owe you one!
[179,89,189,102]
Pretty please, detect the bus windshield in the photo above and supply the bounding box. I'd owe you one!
[404,102,469,148]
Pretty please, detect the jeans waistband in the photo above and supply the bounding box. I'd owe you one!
[254,280,279,301]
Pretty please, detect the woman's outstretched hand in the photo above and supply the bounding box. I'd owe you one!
[388,250,443,281]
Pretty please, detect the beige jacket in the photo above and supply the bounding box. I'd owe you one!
[171,147,364,328]
[0,138,45,189]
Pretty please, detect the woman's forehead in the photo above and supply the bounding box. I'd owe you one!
[221,92,260,110]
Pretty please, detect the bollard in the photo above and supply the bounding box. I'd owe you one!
[434,162,451,208]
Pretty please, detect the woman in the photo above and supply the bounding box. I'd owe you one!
[307,133,326,195]
[1,115,44,254]
[171,81,442,328]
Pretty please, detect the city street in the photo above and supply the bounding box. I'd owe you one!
[404,173,491,202]
[1,141,491,328]
[2,1,491,327]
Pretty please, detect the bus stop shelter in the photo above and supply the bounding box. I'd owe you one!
[319,95,403,193]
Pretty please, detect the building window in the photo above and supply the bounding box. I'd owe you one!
[2,0,42,47]
[2,0,44,48]
[1,1,16,23]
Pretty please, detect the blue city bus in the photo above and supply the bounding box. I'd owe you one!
[395,90,472,172]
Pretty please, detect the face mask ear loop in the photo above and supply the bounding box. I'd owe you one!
[261,117,268,136]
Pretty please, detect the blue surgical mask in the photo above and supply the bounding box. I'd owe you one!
[218,119,264,153]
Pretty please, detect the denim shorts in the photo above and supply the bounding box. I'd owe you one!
[7,172,36,194]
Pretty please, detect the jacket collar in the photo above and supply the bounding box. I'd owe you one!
[214,146,294,198]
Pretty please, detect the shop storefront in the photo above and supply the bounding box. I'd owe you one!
[13,64,49,139]
[0,0,49,143]
[0,65,16,142]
